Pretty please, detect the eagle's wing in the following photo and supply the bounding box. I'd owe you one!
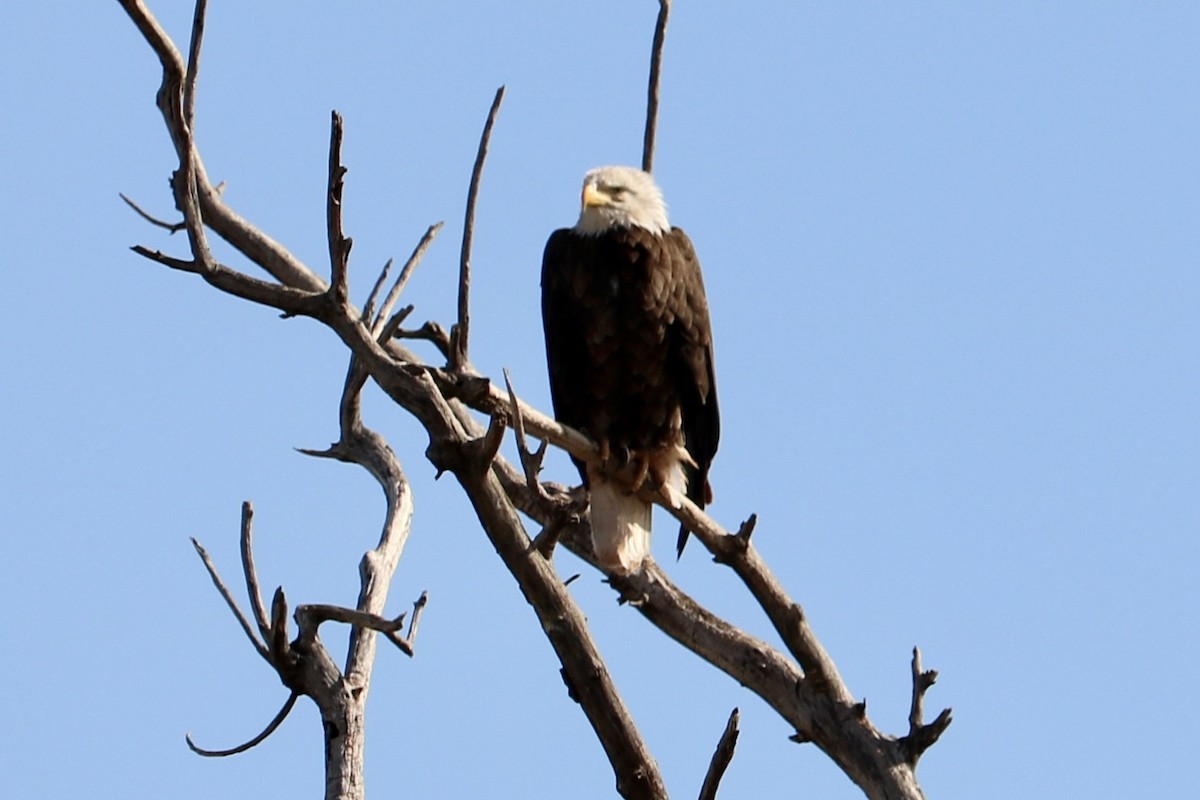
[540,228,591,483]
[662,228,720,557]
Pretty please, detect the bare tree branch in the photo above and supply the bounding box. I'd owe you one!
[128,244,325,317]
[119,2,949,797]
[502,369,551,503]
[185,692,299,758]
[650,490,850,694]
[433,466,669,800]
[362,258,392,325]
[448,371,851,694]
[480,388,940,797]
[119,0,326,292]
[642,0,671,173]
[239,501,270,643]
[296,355,420,680]
[503,369,582,558]
[374,304,415,346]
[182,0,207,132]
[327,111,352,306]
[698,708,740,800]
[370,221,443,336]
[403,591,430,654]
[119,192,185,233]
[269,586,292,672]
[451,85,505,371]
[394,320,451,359]
[900,647,953,766]
[190,537,270,663]
[294,602,424,658]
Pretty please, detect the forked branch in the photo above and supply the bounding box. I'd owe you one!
[190,536,270,663]
[900,647,953,765]
[368,222,443,337]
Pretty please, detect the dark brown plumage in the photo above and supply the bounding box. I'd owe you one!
[541,170,719,570]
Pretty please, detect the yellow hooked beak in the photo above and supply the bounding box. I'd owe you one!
[581,182,610,210]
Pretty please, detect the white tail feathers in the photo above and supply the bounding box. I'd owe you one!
[585,449,692,573]
[587,478,652,574]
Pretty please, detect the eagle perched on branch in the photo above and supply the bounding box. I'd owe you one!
[541,166,720,574]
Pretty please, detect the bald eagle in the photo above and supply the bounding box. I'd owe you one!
[541,166,719,574]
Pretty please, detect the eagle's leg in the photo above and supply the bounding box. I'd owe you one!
[620,449,672,497]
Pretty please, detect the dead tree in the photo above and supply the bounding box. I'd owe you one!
[116,2,951,799]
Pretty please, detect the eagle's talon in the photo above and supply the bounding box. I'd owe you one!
[616,444,632,467]
[625,451,651,495]
[595,438,613,476]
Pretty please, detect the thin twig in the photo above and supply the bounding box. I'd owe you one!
[698,708,740,800]
[475,412,508,471]
[119,0,327,292]
[373,222,443,337]
[362,258,392,325]
[374,305,415,346]
[295,602,424,657]
[642,0,671,173]
[503,369,551,501]
[530,515,569,559]
[119,193,185,233]
[183,0,208,132]
[395,320,452,359]
[159,0,217,278]
[451,85,505,371]
[239,501,270,642]
[130,245,197,272]
[402,591,430,655]
[186,691,299,757]
[190,537,270,663]
[129,245,327,317]
[503,369,578,557]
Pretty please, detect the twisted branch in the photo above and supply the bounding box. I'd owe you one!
[185,692,299,758]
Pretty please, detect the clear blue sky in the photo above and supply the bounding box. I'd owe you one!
[2,2,1197,797]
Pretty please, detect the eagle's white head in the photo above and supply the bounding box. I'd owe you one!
[573,166,670,236]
